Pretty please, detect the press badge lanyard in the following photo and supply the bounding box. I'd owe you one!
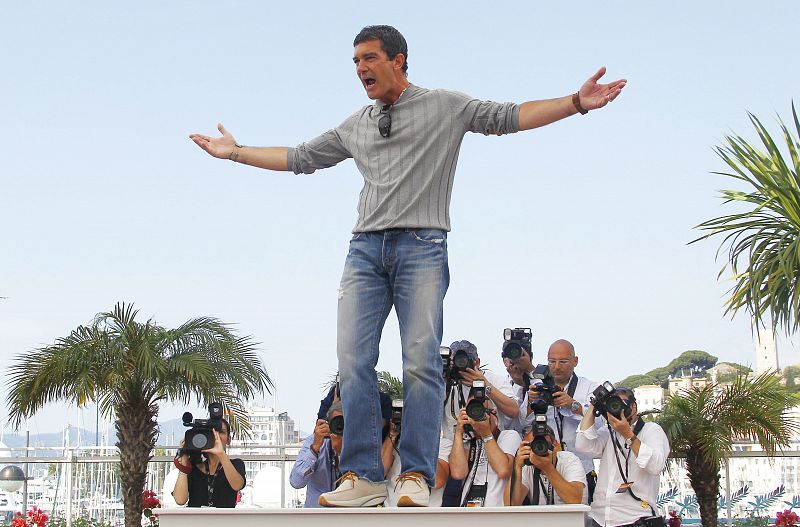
[610,419,655,517]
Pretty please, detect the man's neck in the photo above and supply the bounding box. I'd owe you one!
[380,79,411,105]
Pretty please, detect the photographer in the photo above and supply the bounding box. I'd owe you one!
[172,417,246,508]
[442,340,519,439]
[449,392,520,507]
[506,426,587,505]
[575,387,670,527]
[293,400,395,507]
[521,340,601,500]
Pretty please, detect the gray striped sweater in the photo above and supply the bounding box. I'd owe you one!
[287,84,520,232]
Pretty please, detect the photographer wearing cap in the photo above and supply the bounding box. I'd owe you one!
[442,340,519,439]
[521,339,601,501]
[172,417,246,508]
[576,386,670,527]
[506,425,587,505]
[449,387,520,507]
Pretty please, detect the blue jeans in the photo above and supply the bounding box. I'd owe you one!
[337,229,449,484]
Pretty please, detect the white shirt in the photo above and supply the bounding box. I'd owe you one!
[385,436,453,507]
[575,420,670,527]
[459,430,521,507]
[520,450,588,504]
[441,369,519,439]
[520,373,602,473]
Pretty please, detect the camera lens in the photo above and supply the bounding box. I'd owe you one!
[328,415,345,435]
[466,400,487,421]
[503,343,522,360]
[530,436,550,457]
[605,396,625,418]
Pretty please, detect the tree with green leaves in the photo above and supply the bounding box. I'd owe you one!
[377,371,403,401]
[658,372,799,527]
[5,303,272,527]
[694,103,800,334]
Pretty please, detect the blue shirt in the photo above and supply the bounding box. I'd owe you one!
[290,435,340,508]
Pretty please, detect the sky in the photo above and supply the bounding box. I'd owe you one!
[2,1,799,438]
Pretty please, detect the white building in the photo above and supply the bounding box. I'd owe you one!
[633,384,664,412]
[755,329,779,374]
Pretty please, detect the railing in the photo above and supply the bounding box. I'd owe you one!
[0,446,798,527]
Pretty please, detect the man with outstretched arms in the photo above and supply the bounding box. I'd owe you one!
[190,25,625,507]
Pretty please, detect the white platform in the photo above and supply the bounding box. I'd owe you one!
[158,505,590,527]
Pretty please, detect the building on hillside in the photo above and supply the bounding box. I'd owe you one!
[668,372,708,396]
[633,384,664,412]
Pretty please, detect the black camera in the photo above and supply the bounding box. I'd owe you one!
[182,402,224,452]
[501,327,532,360]
[445,341,476,386]
[525,414,552,462]
[465,380,487,421]
[591,381,632,420]
[327,414,345,435]
[528,364,560,414]
[391,399,403,435]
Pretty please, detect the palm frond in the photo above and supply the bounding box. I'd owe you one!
[692,103,800,333]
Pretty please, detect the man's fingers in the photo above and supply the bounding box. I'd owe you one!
[218,123,230,137]
[588,66,607,83]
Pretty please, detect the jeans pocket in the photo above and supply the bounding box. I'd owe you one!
[410,229,446,245]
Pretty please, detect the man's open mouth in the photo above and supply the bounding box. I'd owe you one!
[363,78,376,88]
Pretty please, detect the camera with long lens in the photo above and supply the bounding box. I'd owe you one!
[591,381,632,420]
[391,399,403,436]
[525,414,552,462]
[182,402,224,452]
[446,341,476,386]
[501,327,532,360]
[465,380,487,421]
[528,364,561,414]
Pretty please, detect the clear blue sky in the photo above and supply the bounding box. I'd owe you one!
[2,1,799,436]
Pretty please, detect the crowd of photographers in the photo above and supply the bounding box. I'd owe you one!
[288,328,670,527]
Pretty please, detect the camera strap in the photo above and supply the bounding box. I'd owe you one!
[609,420,655,517]
[554,374,579,450]
[205,459,222,506]
[531,467,555,505]
[460,437,482,506]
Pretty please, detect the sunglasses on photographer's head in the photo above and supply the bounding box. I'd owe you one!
[378,104,392,138]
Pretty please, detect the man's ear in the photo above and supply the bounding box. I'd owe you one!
[393,53,406,71]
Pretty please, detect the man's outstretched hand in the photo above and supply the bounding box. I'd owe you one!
[578,67,627,111]
[189,123,237,159]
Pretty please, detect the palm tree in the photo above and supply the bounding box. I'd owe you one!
[693,103,800,334]
[377,370,403,401]
[658,372,799,527]
[6,303,272,527]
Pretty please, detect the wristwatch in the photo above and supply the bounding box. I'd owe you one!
[485,385,493,395]
[570,400,582,414]
[624,435,636,448]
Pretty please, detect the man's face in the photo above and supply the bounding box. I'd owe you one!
[353,39,401,102]
[547,342,578,386]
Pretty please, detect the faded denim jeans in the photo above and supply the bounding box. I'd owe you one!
[337,228,449,484]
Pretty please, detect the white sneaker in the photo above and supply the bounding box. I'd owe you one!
[395,472,430,507]
[319,472,388,507]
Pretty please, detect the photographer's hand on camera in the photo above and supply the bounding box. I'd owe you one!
[606,411,640,454]
[310,419,330,455]
[553,390,580,415]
